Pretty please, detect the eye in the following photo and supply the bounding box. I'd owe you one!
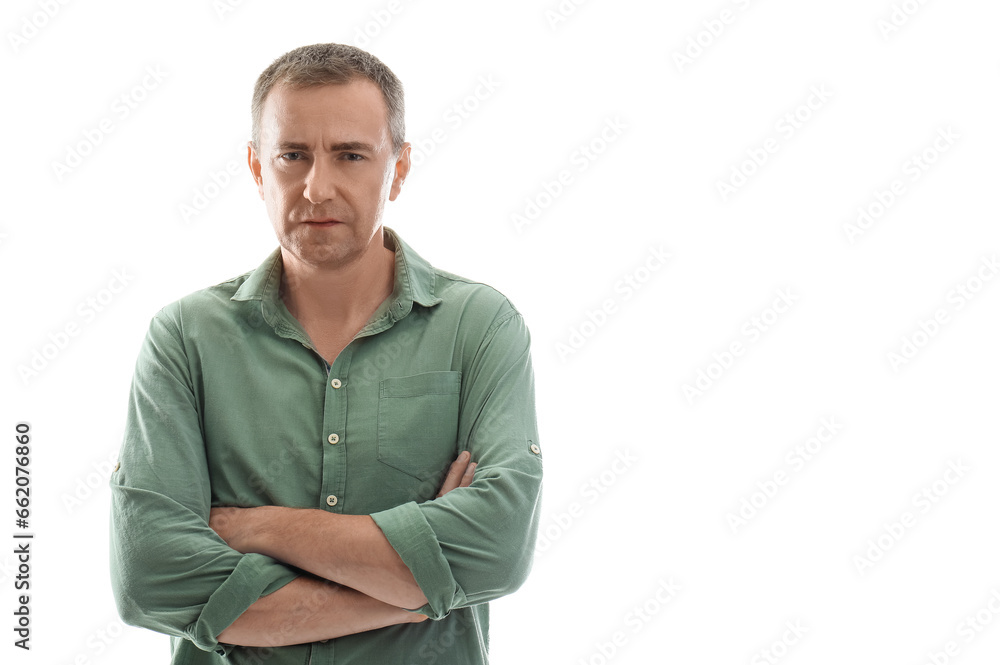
[343,153,364,162]
[280,152,305,161]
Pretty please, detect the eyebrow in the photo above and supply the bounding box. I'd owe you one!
[276,140,376,153]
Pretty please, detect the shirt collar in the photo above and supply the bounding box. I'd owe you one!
[384,226,442,310]
[231,226,442,317]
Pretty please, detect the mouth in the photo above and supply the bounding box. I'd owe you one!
[303,219,343,227]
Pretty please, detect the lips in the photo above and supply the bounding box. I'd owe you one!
[303,218,343,226]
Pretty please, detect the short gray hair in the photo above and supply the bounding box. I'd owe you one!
[251,43,405,154]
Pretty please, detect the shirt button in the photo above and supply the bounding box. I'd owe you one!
[530,443,541,455]
[331,378,342,389]
[326,495,338,507]
[327,433,340,445]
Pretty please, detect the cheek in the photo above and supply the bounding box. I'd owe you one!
[263,178,295,208]
[374,170,395,201]
[262,188,294,226]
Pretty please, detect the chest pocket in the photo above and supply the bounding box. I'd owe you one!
[377,371,461,481]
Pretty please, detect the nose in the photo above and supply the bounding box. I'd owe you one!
[302,156,337,204]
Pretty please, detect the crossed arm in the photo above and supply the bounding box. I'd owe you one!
[210,451,477,647]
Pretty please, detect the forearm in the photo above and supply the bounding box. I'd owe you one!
[226,507,428,610]
[209,454,477,614]
[218,576,423,647]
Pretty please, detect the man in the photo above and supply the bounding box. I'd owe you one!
[109,43,542,664]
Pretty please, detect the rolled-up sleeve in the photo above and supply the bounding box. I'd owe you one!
[109,308,299,655]
[371,307,543,620]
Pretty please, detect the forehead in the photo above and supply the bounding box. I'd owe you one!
[259,79,389,147]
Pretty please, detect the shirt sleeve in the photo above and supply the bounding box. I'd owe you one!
[371,307,543,620]
[109,308,299,655]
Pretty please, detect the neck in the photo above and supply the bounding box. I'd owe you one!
[279,233,395,325]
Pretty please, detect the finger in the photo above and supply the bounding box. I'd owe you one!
[459,462,476,488]
[436,468,460,498]
[436,451,470,498]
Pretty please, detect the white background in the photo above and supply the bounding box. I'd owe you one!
[3,0,1000,663]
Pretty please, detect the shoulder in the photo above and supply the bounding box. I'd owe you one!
[430,267,524,332]
[390,227,525,330]
[152,269,255,333]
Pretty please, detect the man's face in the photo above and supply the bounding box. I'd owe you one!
[249,79,410,270]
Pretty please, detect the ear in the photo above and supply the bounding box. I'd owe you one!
[247,141,265,200]
[388,143,411,202]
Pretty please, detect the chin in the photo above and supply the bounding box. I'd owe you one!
[298,241,364,267]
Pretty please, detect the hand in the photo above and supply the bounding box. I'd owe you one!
[209,506,264,553]
[436,450,476,498]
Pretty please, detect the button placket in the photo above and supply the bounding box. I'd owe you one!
[320,348,352,512]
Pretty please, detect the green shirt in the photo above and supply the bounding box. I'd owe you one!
[109,227,543,664]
